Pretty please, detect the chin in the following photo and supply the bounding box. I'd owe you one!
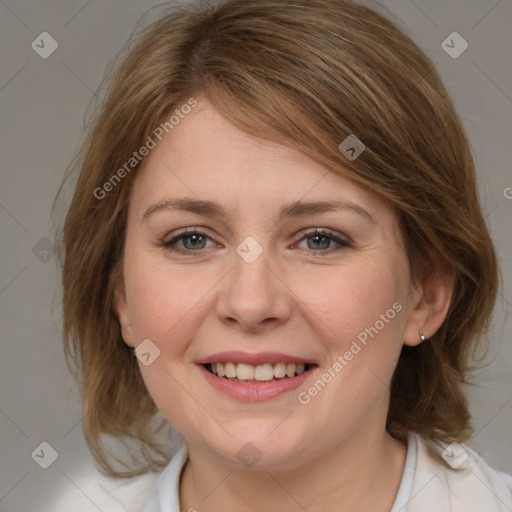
[199,422,311,470]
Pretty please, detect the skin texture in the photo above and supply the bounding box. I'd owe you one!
[114,99,454,511]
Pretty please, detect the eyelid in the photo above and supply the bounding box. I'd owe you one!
[162,227,216,246]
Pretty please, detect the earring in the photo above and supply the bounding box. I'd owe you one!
[419,330,427,343]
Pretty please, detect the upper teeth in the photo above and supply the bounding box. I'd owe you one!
[210,362,307,381]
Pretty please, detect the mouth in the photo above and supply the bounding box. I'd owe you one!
[204,362,316,383]
[196,352,319,401]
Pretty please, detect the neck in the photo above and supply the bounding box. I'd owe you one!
[179,426,407,512]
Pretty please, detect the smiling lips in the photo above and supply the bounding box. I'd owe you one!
[196,351,317,391]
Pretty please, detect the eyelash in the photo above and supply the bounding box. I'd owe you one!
[161,227,352,255]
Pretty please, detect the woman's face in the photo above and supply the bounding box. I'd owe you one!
[115,99,423,470]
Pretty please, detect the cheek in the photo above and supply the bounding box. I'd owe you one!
[123,251,215,349]
[292,262,407,429]
[295,259,409,410]
[304,260,406,349]
[123,253,213,433]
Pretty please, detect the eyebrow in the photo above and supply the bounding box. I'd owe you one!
[142,197,376,224]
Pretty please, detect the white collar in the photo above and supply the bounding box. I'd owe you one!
[407,434,512,511]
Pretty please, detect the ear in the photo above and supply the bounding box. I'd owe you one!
[112,273,135,348]
[403,265,455,347]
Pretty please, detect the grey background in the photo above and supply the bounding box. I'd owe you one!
[0,0,511,510]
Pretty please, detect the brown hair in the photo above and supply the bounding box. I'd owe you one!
[56,0,499,477]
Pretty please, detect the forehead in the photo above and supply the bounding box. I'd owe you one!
[129,100,391,224]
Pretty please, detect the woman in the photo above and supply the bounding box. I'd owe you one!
[58,0,512,510]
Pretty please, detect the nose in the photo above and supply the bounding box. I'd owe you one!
[216,243,293,333]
